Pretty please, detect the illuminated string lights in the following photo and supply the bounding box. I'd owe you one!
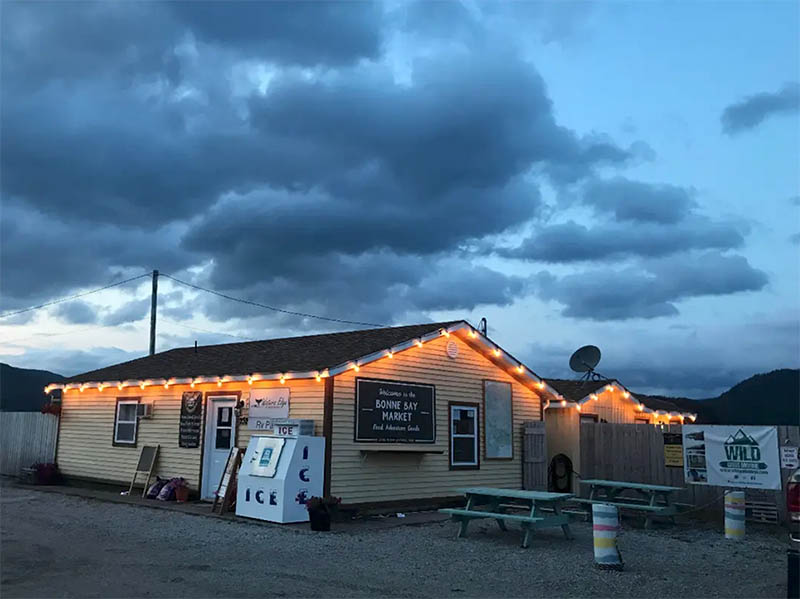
[280,375,286,384]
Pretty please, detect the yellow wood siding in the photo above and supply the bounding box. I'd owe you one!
[580,386,648,423]
[329,335,542,504]
[56,380,324,491]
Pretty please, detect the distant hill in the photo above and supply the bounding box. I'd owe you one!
[638,369,799,425]
[0,363,64,411]
[697,369,799,425]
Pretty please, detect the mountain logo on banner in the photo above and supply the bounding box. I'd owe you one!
[721,428,766,471]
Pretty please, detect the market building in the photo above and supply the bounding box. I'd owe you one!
[46,321,566,509]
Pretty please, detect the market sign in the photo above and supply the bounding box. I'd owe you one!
[663,432,684,468]
[682,425,781,490]
[355,378,436,443]
[248,388,290,430]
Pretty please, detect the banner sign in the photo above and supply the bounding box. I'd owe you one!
[663,432,684,467]
[248,389,290,430]
[178,391,203,448]
[682,425,781,490]
[355,378,435,443]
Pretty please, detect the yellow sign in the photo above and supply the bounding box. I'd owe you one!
[663,432,684,467]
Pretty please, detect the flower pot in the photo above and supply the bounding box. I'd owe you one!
[308,509,331,531]
[175,486,189,503]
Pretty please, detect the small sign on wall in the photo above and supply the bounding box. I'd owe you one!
[781,446,799,469]
[663,432,683,467]
[179,391,203,448]
[248,388,290,430]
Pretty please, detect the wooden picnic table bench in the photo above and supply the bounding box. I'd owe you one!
[575,479,684,528]
[440,487,574,548]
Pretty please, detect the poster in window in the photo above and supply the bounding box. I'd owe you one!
[355,378,435,443]
[484,381,512,459]
[179,391,203,448]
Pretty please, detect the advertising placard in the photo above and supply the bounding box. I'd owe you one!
[248,388,290,430]
[663,432,684,467]
[682,425,781,490]
[781,446,799,469]
[355,378,435,443]
[178,391,203,448]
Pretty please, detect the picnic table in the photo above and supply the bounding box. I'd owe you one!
[439,487,574,548]
[573,479,684,528]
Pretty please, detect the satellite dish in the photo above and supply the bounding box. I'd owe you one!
[569,345,601,374]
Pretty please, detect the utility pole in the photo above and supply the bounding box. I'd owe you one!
[149,269,159,356]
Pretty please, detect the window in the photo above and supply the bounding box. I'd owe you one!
[114,399,139,446]
[215,406,233,449]
[634,417,650,425]
[580,413,599,423]
[450,404,479,469]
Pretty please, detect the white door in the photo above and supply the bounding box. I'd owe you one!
[202,397,236,500]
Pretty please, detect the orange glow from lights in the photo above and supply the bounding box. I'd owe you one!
[387,351,393,359]
[416,340,423,348]
[492,349,500,357]
[315,374,321,382]
[353,364,360,372]
[117,383,123,390]
[280,376,286,384]
[247,377,253,385]
[576,404,581,412]
[590,394,598,401]
[164,383,169,389]
[190,380,196,388]
[560,399,566,407]
[537,381,545,390]
[623,391,630,399]
[469,330,477,338]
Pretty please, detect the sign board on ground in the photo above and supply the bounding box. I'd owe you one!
[663,432,684,467]
[682,425,781,490]
[355,378,436,443]
[248,388,290,430]
[179,391,203,448]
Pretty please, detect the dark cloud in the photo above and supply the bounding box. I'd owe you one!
[0,202,191,311]
[505,218,744,262]
[581,177,696,224]
[721,82,800,135]
[54,301,96,325]
[102,299,151,326]
[536,252,768,320]
[168,1,383,66]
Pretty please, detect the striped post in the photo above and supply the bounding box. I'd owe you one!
[724,490,745,539]
[593,504,623,570]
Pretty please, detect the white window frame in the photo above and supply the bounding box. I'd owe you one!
[114,399,139,445]
[450,404,479,469]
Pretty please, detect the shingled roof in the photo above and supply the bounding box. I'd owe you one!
[64,321,462,383]
[545,378,614,403]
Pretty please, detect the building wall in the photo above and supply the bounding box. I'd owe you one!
[56,380,325,491]
[544,408,581,491]
[579,386,650,424]
[329,335,543,504]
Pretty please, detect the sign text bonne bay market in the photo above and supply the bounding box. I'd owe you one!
[355,378,436,443]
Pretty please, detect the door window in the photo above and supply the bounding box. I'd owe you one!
[215,406,233,449]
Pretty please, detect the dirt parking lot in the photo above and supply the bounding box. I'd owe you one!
[0,483,788,598]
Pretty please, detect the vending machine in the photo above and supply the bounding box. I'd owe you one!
[235,419,325,523]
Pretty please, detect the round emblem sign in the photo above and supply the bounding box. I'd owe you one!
[446,340,459,359]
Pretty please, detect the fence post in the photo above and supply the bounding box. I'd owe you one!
[593,504,623,570]
[724,490,746,539]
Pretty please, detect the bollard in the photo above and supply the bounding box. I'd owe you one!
[724,490,745,540]
[593,503,623,570]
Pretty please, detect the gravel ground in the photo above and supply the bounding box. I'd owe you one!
[0,483,787,599]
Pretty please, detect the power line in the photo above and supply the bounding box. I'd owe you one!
[160,316,257,342]
[161,273,386,328]
[0,273,151,320]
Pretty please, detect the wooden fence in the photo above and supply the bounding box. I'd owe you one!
[579,423,799,524]
[0,412,59,476]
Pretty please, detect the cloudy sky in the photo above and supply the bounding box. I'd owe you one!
[1,1,798,397]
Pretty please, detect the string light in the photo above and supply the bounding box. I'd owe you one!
[280,375,286,384]
[386,351,393,359]
[315,373,321,382]
[140,382,146,390]
[492,348,501,357]
[537,381,546,390]
[590,393,598,401]
[516,365,524,374]
[190,379,196,388]
[79,385,85,393]
[117,383,123,390]
[637,404,644,411]
[416,340,424,348]
[247,376,253,385]
[468,330,477,338]
[622,391,630,399]
[441,329,450,337]
[560,399,566,407]
[576,404,582,412]
[164,382,170,389]
[217,379,223,387]
[98,384,105,391]
[606,385,615,392]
